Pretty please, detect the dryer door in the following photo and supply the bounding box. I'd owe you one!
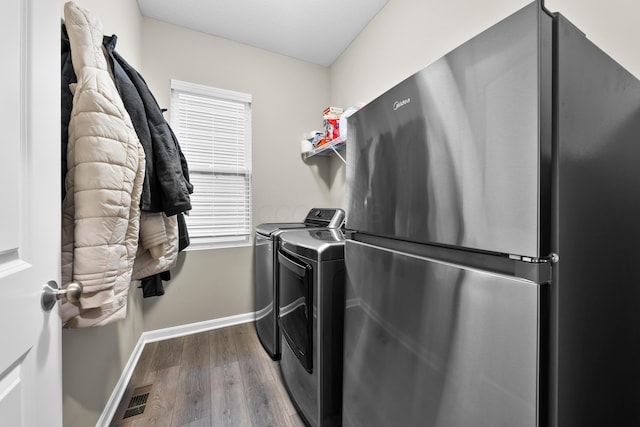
[278,249,313,373]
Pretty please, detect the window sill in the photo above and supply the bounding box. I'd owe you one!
[184,239,252,251]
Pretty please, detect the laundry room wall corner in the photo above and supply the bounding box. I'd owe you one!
[136,14,334,329]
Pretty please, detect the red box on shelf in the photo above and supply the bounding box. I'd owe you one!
[324,116,340,141]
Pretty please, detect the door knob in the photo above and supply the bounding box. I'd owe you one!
[41,280,83,311]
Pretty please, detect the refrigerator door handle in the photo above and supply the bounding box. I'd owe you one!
[512,253,558,284]
[508,253,559,263]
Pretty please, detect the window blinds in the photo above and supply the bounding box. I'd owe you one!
[171,80,252,248]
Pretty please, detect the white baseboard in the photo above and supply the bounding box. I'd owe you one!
[96,312,255,426]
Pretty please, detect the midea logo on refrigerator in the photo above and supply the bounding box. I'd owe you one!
[393,98,411,110]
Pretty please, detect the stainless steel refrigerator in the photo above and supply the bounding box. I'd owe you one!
[343,2,640,426]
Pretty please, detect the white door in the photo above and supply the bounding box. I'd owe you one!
[0,0,62,425]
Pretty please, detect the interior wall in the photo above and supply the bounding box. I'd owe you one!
[138,17,332,330]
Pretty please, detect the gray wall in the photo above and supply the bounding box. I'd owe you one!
[61,0,640,425]
[138,15,334,330]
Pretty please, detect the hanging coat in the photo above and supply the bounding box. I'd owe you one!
[103,35,193,216]
[103,35,192,295]
[61,1,146,327]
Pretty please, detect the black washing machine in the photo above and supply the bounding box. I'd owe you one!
[254,208,344,360]
[278,229,345,427]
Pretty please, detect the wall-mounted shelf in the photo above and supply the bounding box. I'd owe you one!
[302,136,346,163]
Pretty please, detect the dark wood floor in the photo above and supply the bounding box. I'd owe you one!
[110,322,305,427]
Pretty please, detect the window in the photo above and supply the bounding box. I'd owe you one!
[170,79,252,249]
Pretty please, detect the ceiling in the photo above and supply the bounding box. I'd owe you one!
[136,0,390,67]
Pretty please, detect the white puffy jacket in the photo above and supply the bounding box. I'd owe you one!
[61,1,146,328]
[133,212,179,280]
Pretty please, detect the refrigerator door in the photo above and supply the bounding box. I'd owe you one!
[342,239,543,427]
[346,2,552,258]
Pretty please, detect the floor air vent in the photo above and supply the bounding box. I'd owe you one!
[116,384,154,425]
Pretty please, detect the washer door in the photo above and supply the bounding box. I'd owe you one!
[278,249,313,373]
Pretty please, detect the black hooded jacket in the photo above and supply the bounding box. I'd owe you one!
[62,30,193,216]
[103,35,193,216]
[61,24,75,200]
